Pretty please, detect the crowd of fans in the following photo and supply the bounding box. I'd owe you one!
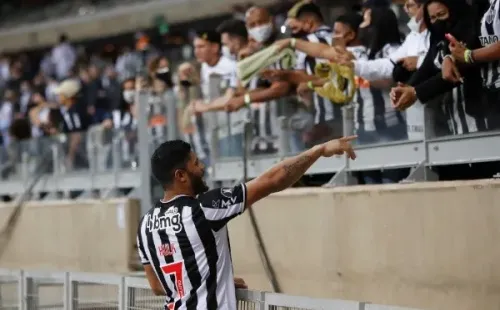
[0,0,498,184]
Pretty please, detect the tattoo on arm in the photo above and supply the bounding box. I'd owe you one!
[282,155,313,179]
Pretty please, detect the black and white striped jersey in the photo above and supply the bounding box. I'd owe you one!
[295,25,340,124]
[479,0,500,89]
[247,77,279,148]
[59,103,92,133]
[350,44,406,132]
[137,184,247,310]
[442,85,486,135]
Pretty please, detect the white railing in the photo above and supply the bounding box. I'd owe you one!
[0,269,420,310]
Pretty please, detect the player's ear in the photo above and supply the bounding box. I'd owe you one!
[174,169,187,183]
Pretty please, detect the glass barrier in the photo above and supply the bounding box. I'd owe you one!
[423,88,500,139]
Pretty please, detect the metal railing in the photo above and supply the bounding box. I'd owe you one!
[0,269,420,310]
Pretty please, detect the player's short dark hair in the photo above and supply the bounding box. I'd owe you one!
[151,140,192,186]
[216,19,248,41]
[335,13,364,34]
[296,3,324,22]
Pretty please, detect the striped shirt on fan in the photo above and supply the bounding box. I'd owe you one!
[137,184,247,310]
[295,25,340,124]
[480,0,500,89]
[350,44,406,133]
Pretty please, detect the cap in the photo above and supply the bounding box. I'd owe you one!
[195,30,221,45]
[54,79,81,98]
[362,0,390,8]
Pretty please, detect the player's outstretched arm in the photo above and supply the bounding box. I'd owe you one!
[245,136,356,206]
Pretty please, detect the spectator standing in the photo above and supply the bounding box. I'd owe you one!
[87,64,112,124]
[51,34,76,81]
[0,91,13,147]
[192,30,238,161]
[293,3,342,146]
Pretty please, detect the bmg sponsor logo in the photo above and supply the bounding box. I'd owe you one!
[147,207,183,233]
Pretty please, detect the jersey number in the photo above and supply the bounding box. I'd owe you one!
[161,261,185,298]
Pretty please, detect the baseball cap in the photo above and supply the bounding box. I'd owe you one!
[54,79,81,98]
[195,30,221,45]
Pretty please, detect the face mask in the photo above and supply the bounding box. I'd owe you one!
[221,45,236,60]
[432,19,452,39]
[407,16,423,33]
[248,23,273,43]
[123,90,135,103]
[156,67,173,87]
[180,80,193,88]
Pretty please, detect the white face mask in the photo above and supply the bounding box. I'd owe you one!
[222,45,236,60]
[123,90,135,103]
[407,16,423,33]
[248,23,273,43]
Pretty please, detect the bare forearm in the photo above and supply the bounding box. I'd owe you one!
[278,70,318,85]
[262,145,323,192]
[295,40,337,61]
[473,43,500,63]
[204,95,231,112]
[370,78,393,89]
[248,81,291,102]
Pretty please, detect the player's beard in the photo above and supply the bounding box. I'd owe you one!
[188,170,209,195]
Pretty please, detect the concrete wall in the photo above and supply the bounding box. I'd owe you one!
[0,199,141,273]
[1,179,499,309]
[229,179,500,310]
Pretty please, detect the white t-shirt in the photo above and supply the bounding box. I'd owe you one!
[200,56,247,138]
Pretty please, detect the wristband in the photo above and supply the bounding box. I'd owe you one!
[464,49,474,64]
[290,38,297,49]
[307,81,314,90]
[244,93,251,106]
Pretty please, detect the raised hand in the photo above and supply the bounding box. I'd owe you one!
[321,136,357,159]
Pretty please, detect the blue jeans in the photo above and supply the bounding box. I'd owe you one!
[218,134,244,158]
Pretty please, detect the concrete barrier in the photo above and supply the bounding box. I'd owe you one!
[1,179,500,309]
[0,199,141,273]
[229,179,500,310]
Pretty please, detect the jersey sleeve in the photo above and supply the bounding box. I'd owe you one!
[198,184,247,224]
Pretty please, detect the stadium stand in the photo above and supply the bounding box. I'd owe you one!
[0,0,499,309]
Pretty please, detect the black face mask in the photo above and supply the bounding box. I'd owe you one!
[156,71,173,88]
[358,26,375,47]
[432,18,454,40]
[180,80,192,88]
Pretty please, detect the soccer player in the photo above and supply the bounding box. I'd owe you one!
[137,136,356,310]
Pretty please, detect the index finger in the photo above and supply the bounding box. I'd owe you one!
[340,135,358,142]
